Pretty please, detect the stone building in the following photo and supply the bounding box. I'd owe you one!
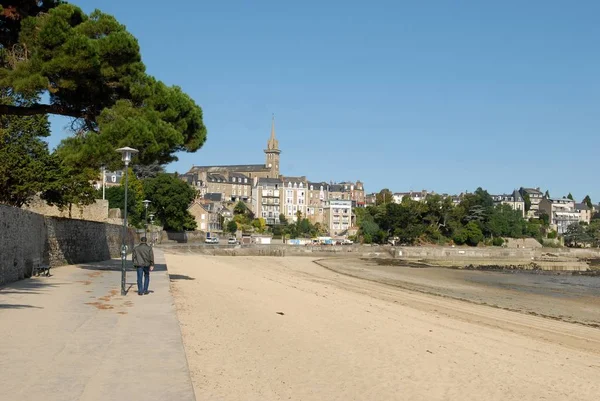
[182,117,281,202]
[492,190,525,217]
[519,187,544,218]
[307,181,329,225]
[575,203,592,225]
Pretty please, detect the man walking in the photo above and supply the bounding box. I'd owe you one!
[132,237,154,296]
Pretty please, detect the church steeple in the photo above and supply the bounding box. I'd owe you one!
[267,114,279,151]
[264,115,281,178]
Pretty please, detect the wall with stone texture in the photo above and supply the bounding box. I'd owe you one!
[45,217,135,267]
[0,205,135,286]
[23,196,111,222]
[0,206,47,286]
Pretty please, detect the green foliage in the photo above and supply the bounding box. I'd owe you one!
[375,188,393,205]
[523,193,531,212]
[226,220,238,235]
[538,212,550,227]
[233,201,254,227]
[1,2,206,169]
[0,101,54,206]
[567,193,574,200]
[251,218,266,233]
[547,230,558,239]
[143,173,196,231]
[564,222,591,247]
[585,220,600,247]
[583,195,593,209]
[487,204,526,238]
[279,213,287,225]
[492,237,504,247]
[454,221,484,246]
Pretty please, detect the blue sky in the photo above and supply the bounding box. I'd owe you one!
[47,1,600,200]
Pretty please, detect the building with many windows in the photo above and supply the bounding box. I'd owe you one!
[281,176,308,222]
[324,199,353,236]
[539,198,579,234]
[251,178,282,226]
[492,190,525,217]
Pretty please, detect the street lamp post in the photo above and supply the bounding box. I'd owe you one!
[149,214,155,246]
[101,165,106,200]
[116,146,138,296]
[142,200,151,239]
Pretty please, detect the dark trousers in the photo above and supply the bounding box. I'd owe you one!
[136,266,150,294]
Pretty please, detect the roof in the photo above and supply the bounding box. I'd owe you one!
[521,187,543,195]
[255,177,283,186]
[203,193,223,202]
[207,173,227,182]
[281,176,307,185]
[190,164,269,173]
[575,203,590,210]
[229,172,251,184]
[308,182,329,190]
[329,184,347,192]
[492,190,524,202]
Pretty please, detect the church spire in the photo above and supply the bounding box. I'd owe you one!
[267,114,279,151]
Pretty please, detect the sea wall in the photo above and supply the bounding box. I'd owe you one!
[0,205,135,286]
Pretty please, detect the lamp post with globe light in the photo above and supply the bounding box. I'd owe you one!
[116,146,138,295]
[149,214,155,246]
[142,200,151,239]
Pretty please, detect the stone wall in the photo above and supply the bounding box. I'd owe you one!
[23,195,112,223]
[0,205,135,286]
[45,217,135,267]
[394,246,536,260]
[0,206,46,286]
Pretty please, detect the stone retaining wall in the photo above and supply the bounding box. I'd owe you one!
[0,205,135,286]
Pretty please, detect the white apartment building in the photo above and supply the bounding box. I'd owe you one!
[324,199,352,236]
[251,178,282,226]
[539,198,579,234]
[282,176,308,222]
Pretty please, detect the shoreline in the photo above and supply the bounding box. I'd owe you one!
[317,257,600,328]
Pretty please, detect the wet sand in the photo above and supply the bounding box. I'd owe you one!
[320,258,600,327]
[166,254,600,401]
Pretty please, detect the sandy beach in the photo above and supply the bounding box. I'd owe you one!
[165,253,600,401]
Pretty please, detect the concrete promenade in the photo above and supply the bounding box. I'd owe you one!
[0,249,196,401]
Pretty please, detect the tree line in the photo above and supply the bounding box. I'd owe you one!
[355,188,550,246]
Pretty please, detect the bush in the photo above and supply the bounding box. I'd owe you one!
[492,237,504,246]
[547,230,557,239]
[453,222,484,246]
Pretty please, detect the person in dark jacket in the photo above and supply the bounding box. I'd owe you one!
[132,237,155,295]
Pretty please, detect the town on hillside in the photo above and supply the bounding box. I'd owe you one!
[93,119,598,248]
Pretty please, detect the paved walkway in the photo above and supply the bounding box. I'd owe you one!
[0,249,196,401]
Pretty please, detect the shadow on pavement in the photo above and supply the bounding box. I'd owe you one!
[0,304,43,309]
[169,274,195,281]
[77,261,167,273]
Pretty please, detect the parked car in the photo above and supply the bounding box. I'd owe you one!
[228,238,237,245]
[205,237,219,244]
[342,239,354,245]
